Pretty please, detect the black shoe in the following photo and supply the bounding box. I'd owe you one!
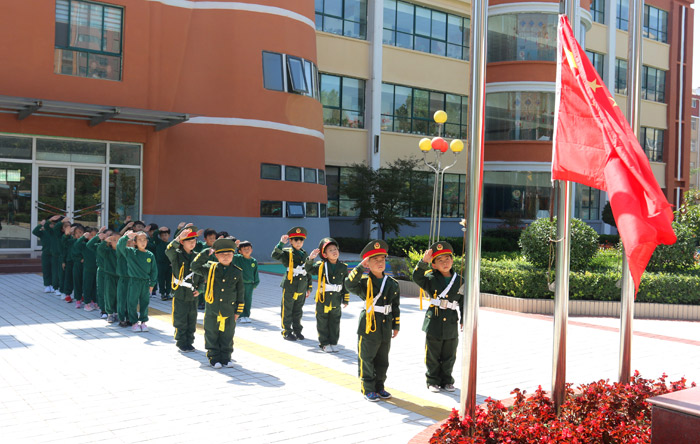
[283,333,297,341]
[198,303,205,310]
[118,321,127,328]
[186,345,195,352]
[295,333,305,340]
[161,295,169,301]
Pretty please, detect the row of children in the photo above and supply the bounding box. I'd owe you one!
[271,226,465,401]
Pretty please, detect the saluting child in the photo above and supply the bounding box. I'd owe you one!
[117,230,157,332]
[412,241,464,393]
[165,227,201,352]
[305,238,349,353]
[97,232,120,324]
[32,219,53,293]
[191,238,245,369]
[271,227,312,341]
[154,227,172,301]
[233,240,260,324]
[345,240,400,402]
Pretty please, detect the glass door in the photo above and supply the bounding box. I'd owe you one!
[72,168,103,227]
[37,166,68,222]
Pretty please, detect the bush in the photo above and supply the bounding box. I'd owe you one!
[334,237,369,254]
[599,234,620,246]
[483,228,523,251]
[646,222,698,272]
[519,217,599,271]
[431,372,694,444]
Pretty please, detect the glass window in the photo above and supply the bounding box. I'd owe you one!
[643,5,668,43]
[640,127,664,162]
[261,163,282,180]
[615,58,627,95]
[320,74,365,128]
[286,57,308,94]
[586,51,605,79]
[36,138,106,163]
[318,169,326,185]
[483,171,552,220]
[315,0,367,39]
[320,203,327,217]
[441,173,464,218]
[285,166,301,182]
[641,66,666,103]
[617,0,629,31]
[109,143,140,165]
[0,135,32,160]
[383,1,470,61]
[54,0,123,81]
[286,202,305,218]
[109,167,140,228]
[262,52,284,91]
[485,91,555,141]
[591,0,605,24]
[304,168,317,183]
[575,185,601,220]
[261,201,282,217]
[306,202,319,217]
[0,162,32,248]
[488,13,557,62]
[325,166,359,216]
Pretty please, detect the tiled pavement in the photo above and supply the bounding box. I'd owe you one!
[1,271,700,443]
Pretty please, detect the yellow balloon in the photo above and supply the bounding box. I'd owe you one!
[419,138,432,152]
[450,139,464,153]
[433,110,447,124]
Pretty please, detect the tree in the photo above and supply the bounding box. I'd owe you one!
[675,188,700,244]
[602,201,616,228]
[344,157,430,239]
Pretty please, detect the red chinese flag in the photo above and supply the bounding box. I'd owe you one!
[552,15,676,294]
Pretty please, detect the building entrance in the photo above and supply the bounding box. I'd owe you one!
[36,165,105,228]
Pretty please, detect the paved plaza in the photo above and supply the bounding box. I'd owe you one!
[1,269,700,443]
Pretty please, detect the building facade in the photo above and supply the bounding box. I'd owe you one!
[0,0,329,253]
[692,88,699,189]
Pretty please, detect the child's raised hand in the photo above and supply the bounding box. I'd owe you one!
[308,248,320,260]
[422,249,433,263]
[177,228,192,241]
[99,226,106,233]
[98,232,107,241]
[177,222,186,230]
[359,257,369,268]
[145,224,152,232]
[124,215,132,223]
[208,248,215,256]
[39,219,45,225]
[196,229,204,237]
[125,230,136,239]
[280,235,289,244]
[235,239,240,247]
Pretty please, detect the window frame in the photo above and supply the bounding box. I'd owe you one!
[320,73,366,128]
[260,200,283,217]
[315,0,368,40]
[305,202,319,217]
[286,201,305,218]
[260,163,282,180]
[285,165,302,182]
[286,56,309,94]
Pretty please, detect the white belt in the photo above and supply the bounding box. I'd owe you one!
[429,298,460,311]
[292,265,307,277]
[174,272,195,290]
[179,282,194,290]
[372,305,392,315]
[323,284,343,293]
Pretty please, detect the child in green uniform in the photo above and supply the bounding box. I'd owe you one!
[87,227,112,317]
[32,219,53,293]
[155,227,172,301]
[47,215,64,296]
[117,230,157,332]
[345,240,400,402]
[191,238,245,369]
[69,224,86,308]
[412,241,465,392]
[271,227,312,341]
[196,229,218,309]
[115,234,132,327]
[306,237,349,352]
[97,232,120,324]
[60,221,76,304]
[233,240,259,324]
[165,227,200,352]
[75,227,99,312]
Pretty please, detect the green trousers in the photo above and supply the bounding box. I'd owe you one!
[280,288,305,336]
[82,268,96,305]
[61,261,73,295]
[127,278,150,324]
[72,261,83,301]
[316,300,342,347]
[357,333,391,394]
[95,269,104,311]
[425,334,458,387]
[241,283,254,318]
[157,262,171,297]
[51,254,62,290]
[41,252,52,287]
[117,277,129,322]
[173,297,197,348]
[204,312,236,365]
[104,273,118,315]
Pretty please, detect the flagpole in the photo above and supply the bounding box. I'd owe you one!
[619,0,643,384]
[459,0,488,419]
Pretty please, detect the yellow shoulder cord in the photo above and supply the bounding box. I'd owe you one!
[204,263,218,304]
[316,262,326,303]
[434,290,438,316]
[419,288,424,310]
[365,280,376,334]
[171,263,184,290]
[287,251,293,283]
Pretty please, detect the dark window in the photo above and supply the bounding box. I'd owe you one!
[262,52,284,91]
[261,201,283,217]
[318,169,326,185]
[306,202,319,217]
[303,168,317,183]
[315,0,367,40]
[110,143,140,165]
[615,58,627,95]
[591,0,605,24]
[325,166,359,216]
[261,163,282,180]
[575,186,601,220]
[54,0,123,80]
[641,66,666,103]
[0,135,32,160]
[640,127,664,162]
[320,203,327,217]
[616,0,629,31]
[485,91,555,141]
[285,166,301,182]
[643,5,668,43]
[321,74,366,128]
[586,51,605,79]
[286,202,305,218]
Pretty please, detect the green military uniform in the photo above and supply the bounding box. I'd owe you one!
[115,239,130,324]
[87,235,105,312]
[47,220,64,292]
[97,239,119,320]
[70,235,85,303]
[305,238,349,350]
[79,235,98,307]
[345,240,400,399]
[60,232,76,298]
[154,231,172,300]
[32,223,53,288]
[117,235,157,326]
[412,241,465,389]
[232,240,259,320]
[191,239,245,367]
[165,231,199,351]
[271,227,312,340]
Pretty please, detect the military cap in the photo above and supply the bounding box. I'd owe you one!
[287,226,307,239]
[361,239,389,260]
[213,238,237,253]
[429,241,454,261]
[318,237,339,257]
[180,226,198,240]
[238,240,252,250]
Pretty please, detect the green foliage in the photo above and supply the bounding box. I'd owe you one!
[602,201,616,227]
[598,234,620,246]
[675,189,700,243]
[519,217,599,271]
[333,237,369,254]
[646,222,698,271]
[386,235,431,257]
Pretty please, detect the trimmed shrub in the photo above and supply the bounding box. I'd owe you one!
[646,222,698,272]
[599,234,620,246]
[334,237,369,254]
[519,217,599,271]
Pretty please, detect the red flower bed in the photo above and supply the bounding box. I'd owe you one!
[431,372,695,444]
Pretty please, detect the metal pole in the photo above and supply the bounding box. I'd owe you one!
[460,0,487,419]
[619,0,643,384]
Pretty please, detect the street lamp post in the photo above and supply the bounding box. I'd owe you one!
[418,110,465,246]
